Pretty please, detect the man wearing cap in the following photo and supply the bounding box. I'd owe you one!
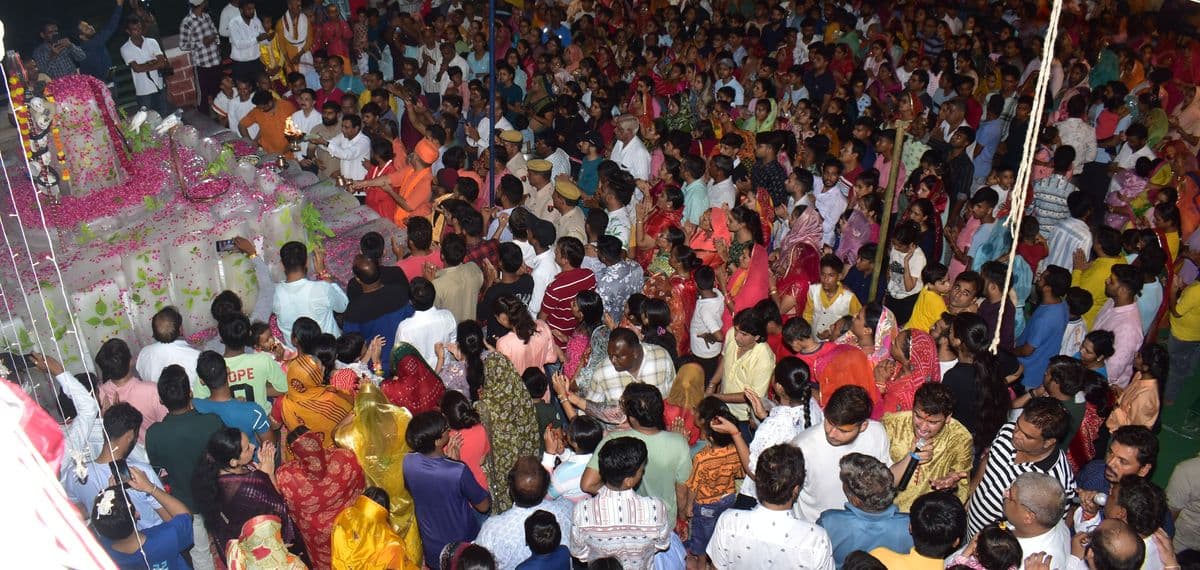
[535,133,572,180]
[500,130,529,181]
[548,178,588,243]
[526,160,556,221]
[352,139,439,227]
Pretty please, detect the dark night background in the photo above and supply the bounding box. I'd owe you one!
[1,0,285,56]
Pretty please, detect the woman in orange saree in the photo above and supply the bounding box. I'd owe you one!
[280,333,354,453]
[688,207,731,269]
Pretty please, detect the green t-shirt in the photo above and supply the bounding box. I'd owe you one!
[587,429,692,520]
[145,410,225,511]
[192,352,289,411]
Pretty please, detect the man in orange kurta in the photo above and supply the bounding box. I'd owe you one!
[239,91,298,156]
[388,139,439,228]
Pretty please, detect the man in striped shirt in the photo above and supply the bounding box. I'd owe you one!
[539,237,597,349]
[966,397,1077,538]
[570,437,672,569]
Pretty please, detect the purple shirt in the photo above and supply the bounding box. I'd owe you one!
[403,453,491,569]
[979,298,1016,351]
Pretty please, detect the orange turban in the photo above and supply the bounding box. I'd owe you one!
[415,139,439,165]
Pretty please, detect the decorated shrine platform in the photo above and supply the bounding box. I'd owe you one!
[0,77,401,370]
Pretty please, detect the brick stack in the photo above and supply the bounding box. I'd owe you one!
[165,51,198,109]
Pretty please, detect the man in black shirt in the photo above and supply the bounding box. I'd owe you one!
[479,242,534,343]
[343,255,414,376]
[803,43,835,113]
[346,231,410,303]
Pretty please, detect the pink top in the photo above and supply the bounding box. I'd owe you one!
[397,250,444,280]
[452,424,491,489]
[947,217,981,283]
[97,378,168,443]
[496,320,558,374]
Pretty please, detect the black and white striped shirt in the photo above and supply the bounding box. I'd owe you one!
[966,422,1077,538]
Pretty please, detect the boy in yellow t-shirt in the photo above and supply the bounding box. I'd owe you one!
[906,262,951,332]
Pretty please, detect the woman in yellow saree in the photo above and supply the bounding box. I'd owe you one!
[331,489,417,570]
[280,333,353,452]
[333,382,423,566]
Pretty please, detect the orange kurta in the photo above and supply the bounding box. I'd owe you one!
[388,165,433,227]
[365,160,399,222]
[240,99,298,155]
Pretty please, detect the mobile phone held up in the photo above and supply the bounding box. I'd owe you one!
[110,459,133,489]
[215,239,237,254]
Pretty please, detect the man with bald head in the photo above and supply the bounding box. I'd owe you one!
[341,254,414,376]
[475,456,575,568]
[1027,519,1145,570]
[1003,472,1071,570]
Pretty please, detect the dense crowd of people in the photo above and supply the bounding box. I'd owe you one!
[17,0,1200,568]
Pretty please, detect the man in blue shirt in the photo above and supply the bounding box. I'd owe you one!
[817,453,913,566]
[1016,265,1071,388]
[192,350,272,449]
[75,0,124,81]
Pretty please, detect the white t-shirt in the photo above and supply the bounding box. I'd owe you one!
[887,247,926,299]
[120,38,165,96]
[227,96,257,138]
[791,420,891,522]
[706,178,736,210]
[690,292,726,358]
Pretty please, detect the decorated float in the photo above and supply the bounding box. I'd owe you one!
[0,53,400,372]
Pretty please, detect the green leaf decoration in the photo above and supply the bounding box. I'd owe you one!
[300,203,334,248]
[86,317,101,326]
[95,299,107,316]
[101,318,117,327]
[17,329,32,348]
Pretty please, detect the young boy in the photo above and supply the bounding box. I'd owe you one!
[987,164,1016,218]
[517,510,571,569]
[1060,287,1094,356]
[522,367,564,448]
[684,407,747,568]
[783,317,837,369]
[690,266,726,379]
[885,221,926,325]
[850,169,880,212]
[1016,217,1048,271]
[843,243,879,306]
[804,254,863,339]
[948,187,999,272]
[905,262,951,332]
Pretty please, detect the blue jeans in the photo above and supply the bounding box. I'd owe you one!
[685,494,736,555]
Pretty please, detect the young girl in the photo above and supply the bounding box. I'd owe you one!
[884,221,926,324]
[836,195,881,265]
[252,321,294,373]
[440,390,491,490]
[947,523,1023,570]
[1015,217,1048,271]
[1106,344,1167,430]
[328,333,384,396]
[1030,126,1059,184]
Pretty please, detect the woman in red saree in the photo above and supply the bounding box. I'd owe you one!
[643,244,703,357]
[380,342,446,415]
[721,206,771,331]
[635,180,684,268]
[770,204,823,319]
[877,329,940,415]
[276,430,366,570]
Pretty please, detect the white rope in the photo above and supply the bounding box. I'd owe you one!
[1,60,150,570]
[987,0,1066,354]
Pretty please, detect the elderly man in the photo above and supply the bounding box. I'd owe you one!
[1004,473,1071,570]
[475,457,575,569]
[610,115,652,182]
[883,383,973,510]
[135,307,200,387]
[817,453,912,566]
